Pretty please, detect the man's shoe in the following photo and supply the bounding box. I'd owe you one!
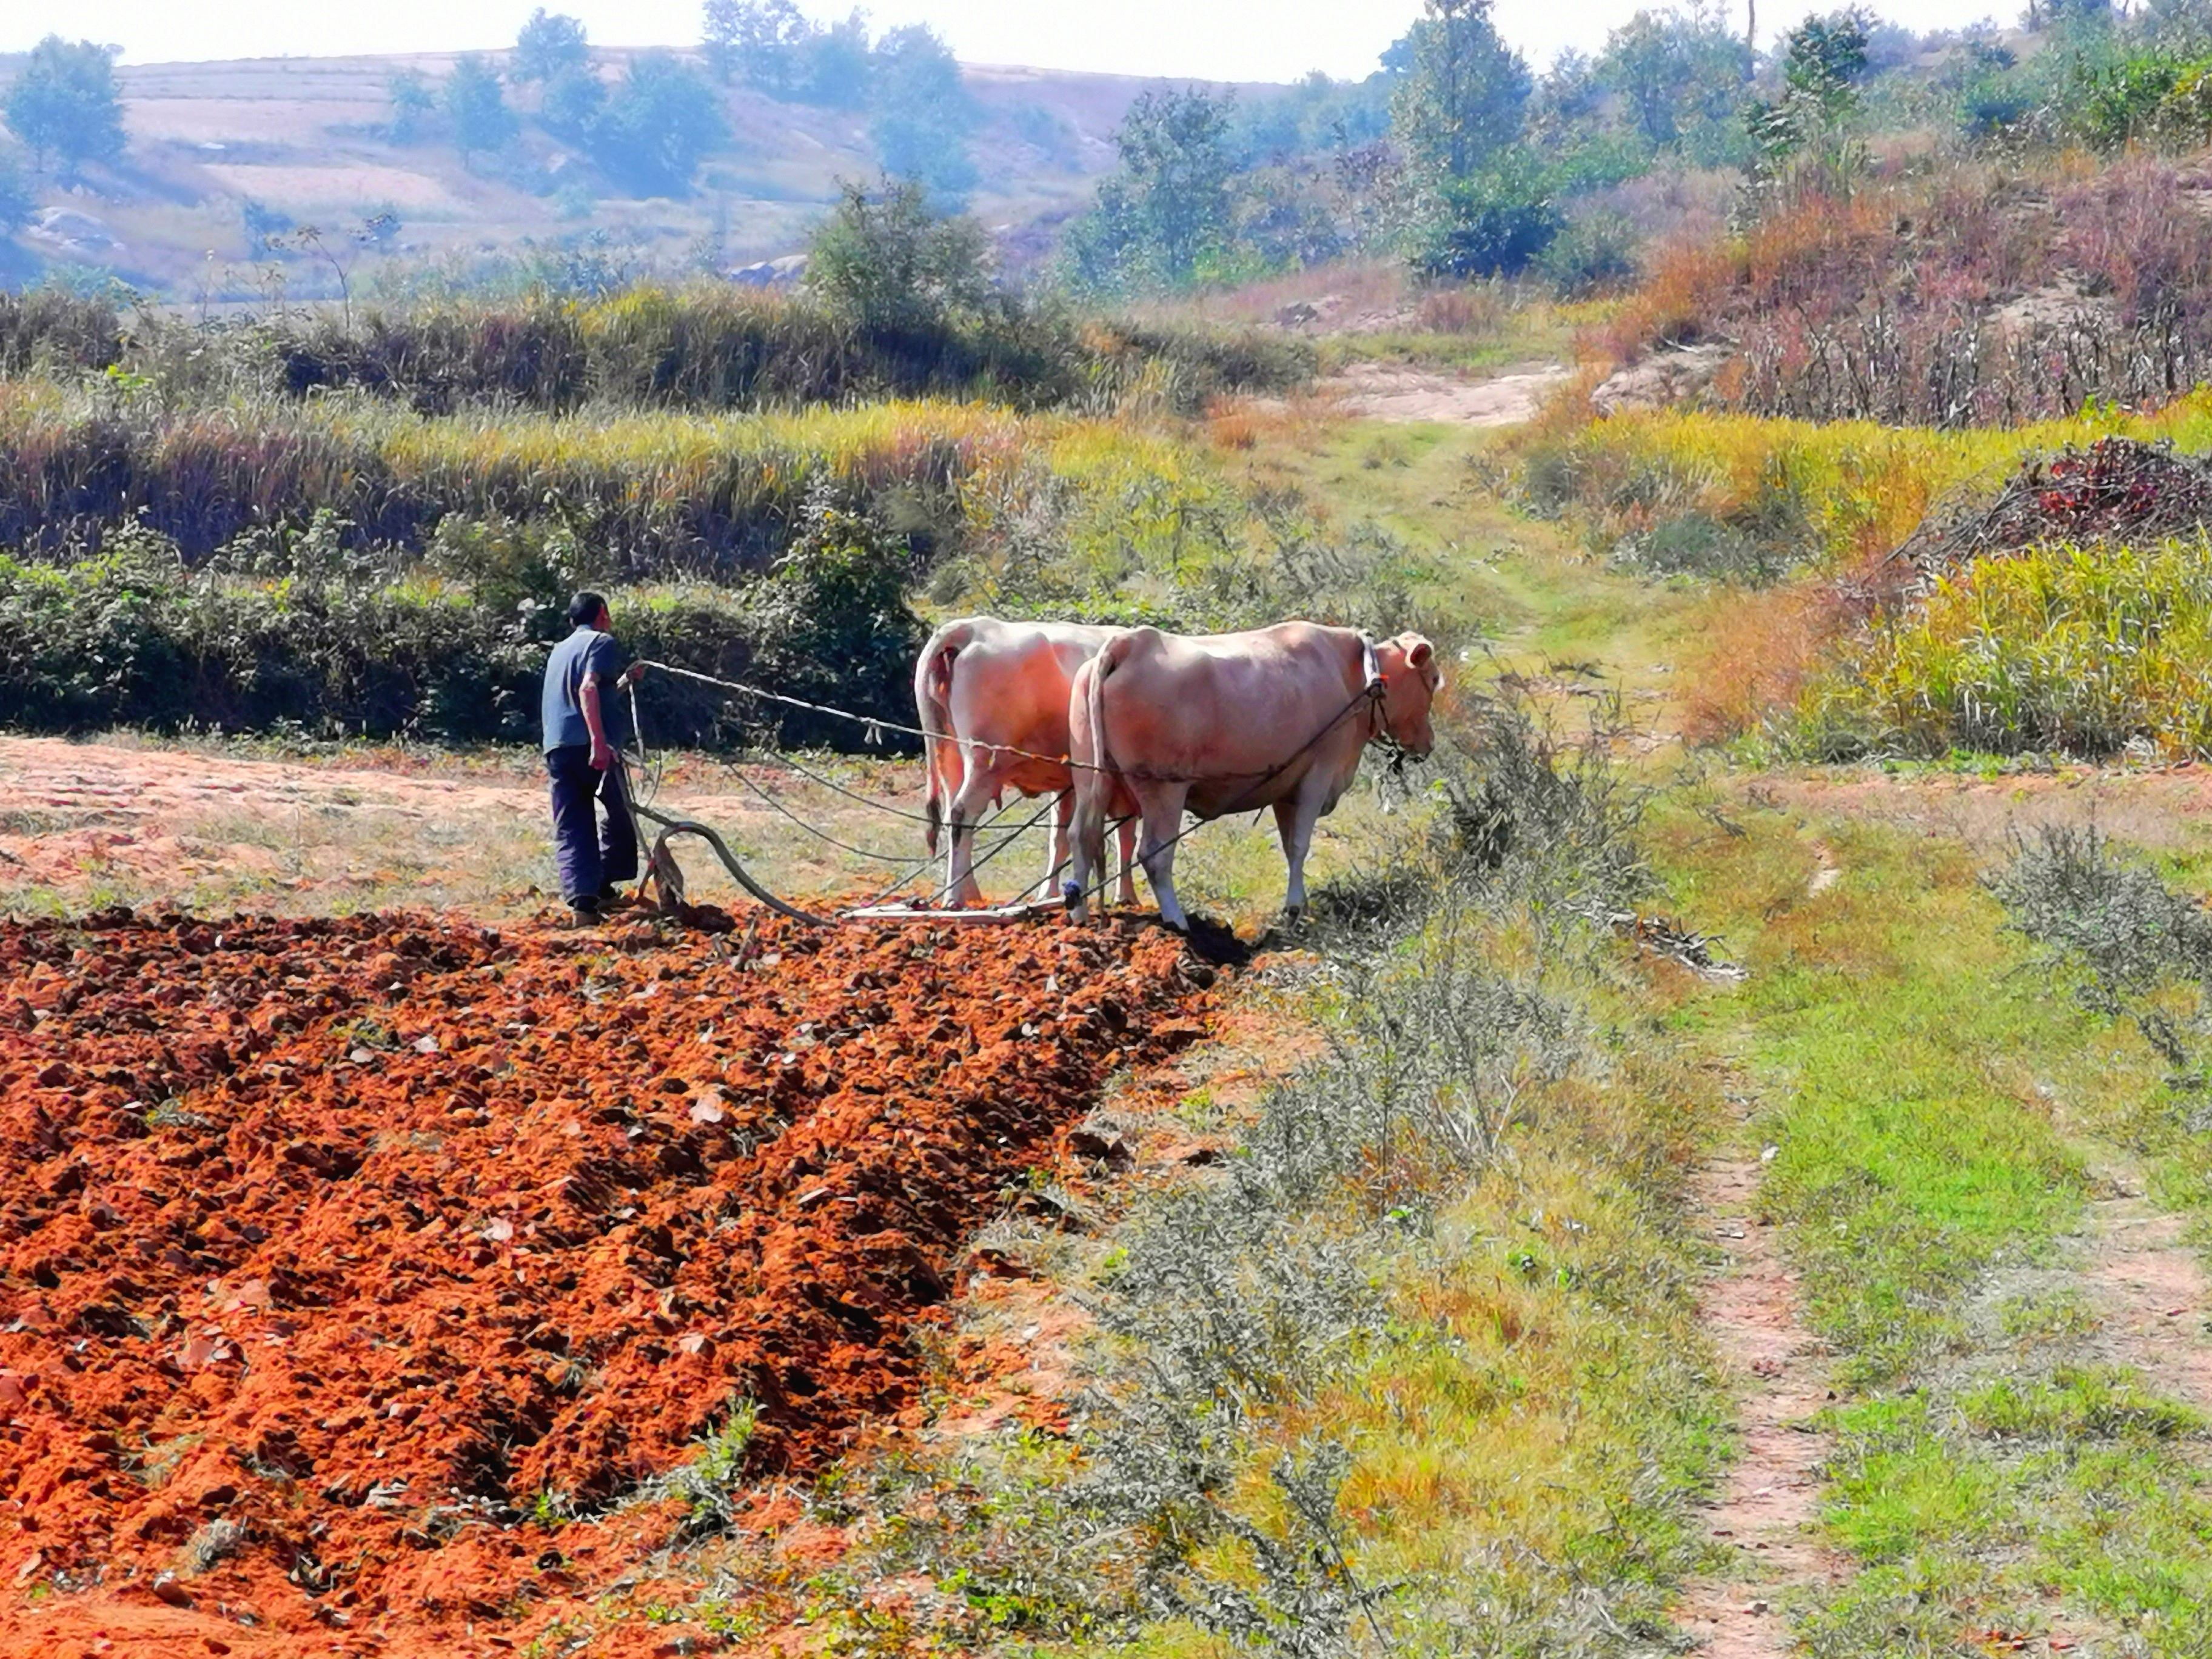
[568,895,602,925]
[598,882,627,906]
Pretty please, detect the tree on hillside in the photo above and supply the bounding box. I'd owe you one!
[797,11,874,107]
[444,55,520,163]
[3,36,126,173]
[805,176,993,335]
[1390,0,1531,180]
[868,25,976,206]
[1061,85,1237,291]
[513,10,591,83]
[703,0,808,92]
[1597,5,1751,149]
[387,68,436,142]
[1744,7,1871,199]
[540,64,607,142]
[592,52,726,195]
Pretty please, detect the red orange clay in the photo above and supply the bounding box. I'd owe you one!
[0,908,1210,1656]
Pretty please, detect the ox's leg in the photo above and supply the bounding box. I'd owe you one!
[1113,814,1139,907]
[1136,785,1191,933]
[1273,789,1326,923]
[1037,789,1074,901]
[945,760,999,907]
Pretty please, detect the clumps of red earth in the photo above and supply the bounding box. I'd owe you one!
[0,908,1210,1654]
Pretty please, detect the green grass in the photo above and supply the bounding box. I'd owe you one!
[1655,789,2212,1653]
[1657,805,2097,1385]
[1232,414,1709,729]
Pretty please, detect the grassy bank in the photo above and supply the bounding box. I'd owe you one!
[0,400,1478,750]
[1797,535,2212,762]
[1492,396,2212,761]
[1506,392,2212,575]
[1655,792,2212,1652]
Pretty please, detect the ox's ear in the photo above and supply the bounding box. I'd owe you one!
[1404,636,1435,670]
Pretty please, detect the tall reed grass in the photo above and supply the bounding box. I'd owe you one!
[0,395,1036,570]
[1797,535,2212,760]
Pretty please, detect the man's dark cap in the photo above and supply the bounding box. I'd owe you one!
[568,591,608,629]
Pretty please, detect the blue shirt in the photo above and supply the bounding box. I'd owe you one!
[541,628,631,752]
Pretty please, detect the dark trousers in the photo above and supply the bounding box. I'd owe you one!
[546,746,638,904]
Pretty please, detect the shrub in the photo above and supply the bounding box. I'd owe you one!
[804,179,994,338]
[0,287,122,376]
[0,508,927,753]
[1411,165,1562,281]
[733,485,928,749]
[1797,535,2212,760]
[1534,210,1640,298]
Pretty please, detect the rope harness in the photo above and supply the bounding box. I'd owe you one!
[620,642,1401,927]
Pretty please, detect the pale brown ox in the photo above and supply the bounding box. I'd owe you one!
[916,616,1138,908]
[1066,622,1440,930]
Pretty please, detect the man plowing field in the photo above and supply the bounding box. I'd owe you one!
[541,591,648,924]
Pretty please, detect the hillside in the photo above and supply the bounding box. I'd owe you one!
[2,50,1251,294]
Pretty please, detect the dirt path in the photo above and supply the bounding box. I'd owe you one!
[1676,1133,1842,1657]
[1327,360,1571,426]
[2085,1164,2212,1407]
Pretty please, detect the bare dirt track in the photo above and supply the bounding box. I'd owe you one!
[0,907,1210,1656]
[1676,1147,1840,1658]
[1329,361,1572,426]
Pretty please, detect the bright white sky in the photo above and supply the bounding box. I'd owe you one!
[7,0,2010,83]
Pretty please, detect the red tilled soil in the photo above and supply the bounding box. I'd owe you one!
[0,908,1211,1656]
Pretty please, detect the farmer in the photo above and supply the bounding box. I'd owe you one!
[542,591,647,923]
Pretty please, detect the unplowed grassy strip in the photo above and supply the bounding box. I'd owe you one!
[0,909,1208,1654]
[1655,796,2212,1653]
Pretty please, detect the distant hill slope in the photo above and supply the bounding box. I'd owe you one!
[2,50,1264,295]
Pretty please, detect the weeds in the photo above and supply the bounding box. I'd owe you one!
[1047,711,1695,1654]
[0,282,1313,420]
[1598,158,2212,427]
[1994,823,2212,1094]
[178,1518,246,1575]
[1799,535,2212,762]
[645,1401,761,1537]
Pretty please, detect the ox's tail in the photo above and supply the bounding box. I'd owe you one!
[914,620,974,856]
[1068,632,1128,908]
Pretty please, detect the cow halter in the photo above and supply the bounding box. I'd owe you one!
[1360,633,1413,781]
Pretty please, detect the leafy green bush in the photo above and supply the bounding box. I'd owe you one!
[1411,164,1562,281]
[0,503,928,752]
[2065,49,2212,150]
